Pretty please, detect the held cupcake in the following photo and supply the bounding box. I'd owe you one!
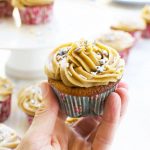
[45,40,125,117]
[0,0,13,17]
[96,30,134,63]
[141,5,150,38]
[18,84,43,124]
[12,0,54,25]
[111,18,146,42]
[0,77,13,122]
[0,124,21,149]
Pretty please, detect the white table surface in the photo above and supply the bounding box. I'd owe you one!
[0,0,150,150]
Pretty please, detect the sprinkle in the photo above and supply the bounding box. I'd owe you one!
[59,48,69,56]
[102,50,108,56]
[31,99,35,104]
[97,66,104,73]
[100,59,106,65]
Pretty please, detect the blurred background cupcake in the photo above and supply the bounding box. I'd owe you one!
[45,39,125,117]
[141,5,150,38]
[0,0,13,17]
[0,124,21,149]
[0,77,13,122]
[18,84,43,124]
[12,0,54,25]
[111,18,146,42]
[96,30,134,63]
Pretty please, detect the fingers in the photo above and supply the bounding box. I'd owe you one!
[92,92,121,150]
[117,82,128,90]
[27,82,59,138]
[72,116,102,138]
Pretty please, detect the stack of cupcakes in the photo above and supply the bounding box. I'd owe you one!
[141,5,150,38]
[0,124,21,149]
[45,39,125,117]
[0,77,13,122]
[0,0,13,17]
[96,30,134,63]
[111,18,146,42]
[18,84,43,124]
[12,0,54,25]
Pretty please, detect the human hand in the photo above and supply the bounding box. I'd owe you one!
[16,82,128,150]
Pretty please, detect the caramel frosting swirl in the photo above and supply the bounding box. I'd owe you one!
[12,0,53,8]
[111,18,146,32]
[18,85,43,116]
[0,77,13,101]
[45,40,125,88]
[142,5,150,24]
[97,30,134,52]
[0,124,20,150]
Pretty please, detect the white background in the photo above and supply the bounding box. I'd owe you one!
[0,0,150,150]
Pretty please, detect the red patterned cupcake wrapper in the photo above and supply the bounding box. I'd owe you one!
[119,47,131,64]
[52,86,117,117]
[142,24,150,39]
[0,1,13,17]
[19,3,54,25]
[27,115,34,124]
[0,95,11,122]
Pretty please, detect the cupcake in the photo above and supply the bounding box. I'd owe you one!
[45,40,125,117]
[0,77,13,122]
[12,0,54,25]
[0,124,21,149]
[141,5,150,38]
[96,30,134,63]
[111,18,146,42]
[18,84,43,124]
[0,0,13,17]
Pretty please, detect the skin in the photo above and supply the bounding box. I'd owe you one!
[16,82,128,150]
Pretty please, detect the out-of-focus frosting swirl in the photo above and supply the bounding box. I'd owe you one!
[45,40,125,88]
[111,18,146,32]
[12,0,53,8]
[18,85,43,116]
[0,124,20,150]
[97,30,134,52]
[0,77,13,101]
[142,5,150,24]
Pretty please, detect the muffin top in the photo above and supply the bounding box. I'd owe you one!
[111,18,146,32]
[0,124,20,150]
[12,0,53,7]
[142,5,150,24]
[97,30,134,52]
[18,84,43,116]
[0,77,13,101]
[45,40,125,88]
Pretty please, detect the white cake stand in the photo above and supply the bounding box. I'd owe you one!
[0,0,137,79]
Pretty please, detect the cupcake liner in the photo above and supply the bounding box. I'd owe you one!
[52,85,116,117]
[119,47,131,63]
[19,3,54,25]
[142,24,150,39]
[27,115,34,124]
[129,31,142,43]
[0,1,13,17]
[0,95,11,122]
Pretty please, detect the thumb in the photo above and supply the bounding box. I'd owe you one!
[27,82,59,138]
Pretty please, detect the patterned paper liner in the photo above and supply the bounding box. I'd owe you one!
[142,24,150,39]
[0,95,11,122]
[129,31,142,44]
[19,3,54,25]
[119,47,132,64]
[53,86,116,117]
[27,115,34,124]
[0,1,13,17]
